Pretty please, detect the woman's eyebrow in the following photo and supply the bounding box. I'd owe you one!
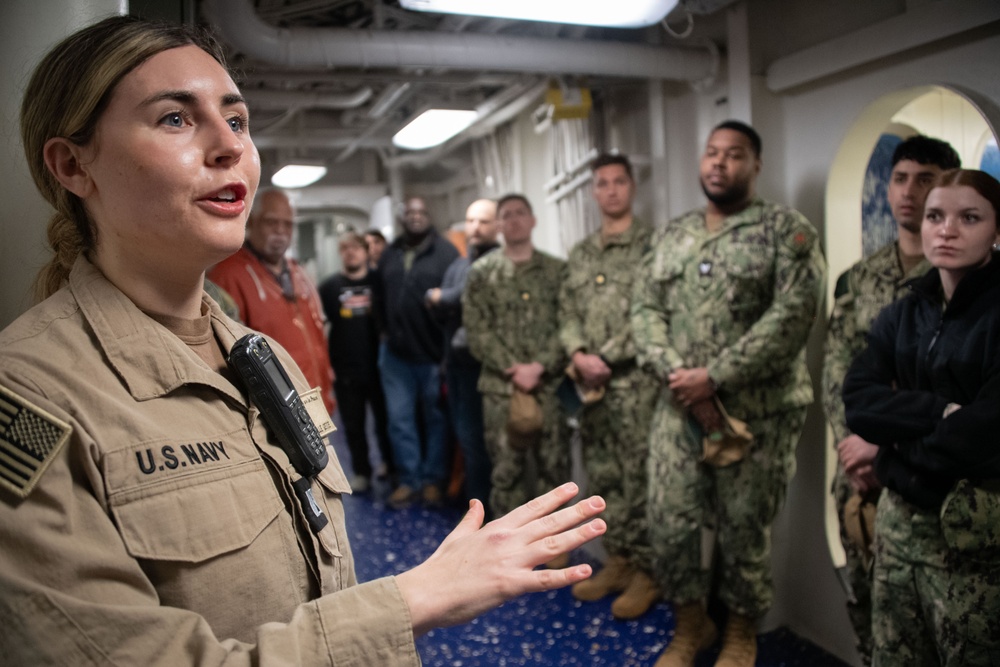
[139,91,247,107]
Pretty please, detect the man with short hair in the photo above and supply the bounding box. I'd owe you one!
[426,199,501,510]
[464,195,567,527]
[318,232,394,493]
[632,121,826,667]
[821,135,960,666]
[209,188,334,413]
[559,153,662,619]
[376,196,459,509]
[365,229,387,268]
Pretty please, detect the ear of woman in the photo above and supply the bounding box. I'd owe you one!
[42,137,95,198]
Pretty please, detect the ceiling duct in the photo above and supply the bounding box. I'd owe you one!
[242,87,374,110]
[202,0,718,82]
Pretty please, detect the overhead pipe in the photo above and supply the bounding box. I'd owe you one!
[252,131,388,150]
[202,0,717,82]
[242,87,374,110]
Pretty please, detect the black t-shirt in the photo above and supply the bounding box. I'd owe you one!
[318,271,380,379]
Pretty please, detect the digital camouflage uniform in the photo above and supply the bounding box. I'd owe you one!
[821,241,929,665]
[631,198,825,617]
[873,490,1000,667]
[464,250,568,516]
[559,218,659,571]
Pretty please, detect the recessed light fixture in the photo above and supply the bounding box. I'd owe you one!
[399,0,678,28]
[392,109,478,151]
[271,164,328,188]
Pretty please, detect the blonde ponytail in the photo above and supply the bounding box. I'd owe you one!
[33,213,86,301]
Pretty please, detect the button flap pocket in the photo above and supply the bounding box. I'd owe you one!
[316,452,351,495]
[111,459,283,562]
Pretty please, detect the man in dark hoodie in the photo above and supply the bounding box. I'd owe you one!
[426,199,500,512]
[376,196,459,509]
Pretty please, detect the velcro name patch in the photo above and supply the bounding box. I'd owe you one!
[300,387,336,437]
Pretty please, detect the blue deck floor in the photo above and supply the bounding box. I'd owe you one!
[336,452,851,667]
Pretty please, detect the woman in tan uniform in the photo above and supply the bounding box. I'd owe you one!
[0,16,606,666]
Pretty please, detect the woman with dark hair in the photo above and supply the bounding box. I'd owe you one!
[0,15,605,665]
[844,169,1000,666]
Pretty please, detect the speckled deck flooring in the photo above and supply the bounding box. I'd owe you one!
[333,432,849,666]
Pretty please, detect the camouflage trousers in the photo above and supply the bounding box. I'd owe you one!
[578,370,658,570]
[871,489,1000,667]
[833,462,876,666]
[648,404,805,617]
[482,387,569,517]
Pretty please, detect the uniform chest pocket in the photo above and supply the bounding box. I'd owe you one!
[562,270,593,297]
[648,254,685,284]
[720,244,771,282]
[110,458,283,562]
[718,244,773,315]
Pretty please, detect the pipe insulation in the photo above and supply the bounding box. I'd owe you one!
[203,0,717,82]
[242,87,373,110]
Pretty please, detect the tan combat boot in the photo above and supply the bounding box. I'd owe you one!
[654,602,718,667]
[714,613,757,667]
[571,555,632,601]
[611,568,662,619]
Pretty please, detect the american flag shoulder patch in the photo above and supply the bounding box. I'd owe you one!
[0,383,71,499]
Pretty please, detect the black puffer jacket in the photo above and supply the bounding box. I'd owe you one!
[844,252,1000,511]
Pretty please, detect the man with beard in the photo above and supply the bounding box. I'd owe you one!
[210,188,335,414]
[821,135,959,666]
[376,196,459,509]
[319,232,395,493]
[560,153,661,619]
[426,199,500,510]
[632,121,825,667]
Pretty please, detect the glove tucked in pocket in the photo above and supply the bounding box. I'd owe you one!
[507,389,544,451]
[697,397,753,467]
[939,478,1000,562]
[843,493,878,570]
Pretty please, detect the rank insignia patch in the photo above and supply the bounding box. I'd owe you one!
[0,384,71,499]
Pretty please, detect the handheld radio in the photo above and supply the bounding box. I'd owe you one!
[228,333,329,478]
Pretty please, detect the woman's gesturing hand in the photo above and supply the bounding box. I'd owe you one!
[396,482,607,636]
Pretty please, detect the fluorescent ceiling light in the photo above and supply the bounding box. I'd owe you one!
[392,109,478,151]
[271,164,327,188]
[399,0,678,28]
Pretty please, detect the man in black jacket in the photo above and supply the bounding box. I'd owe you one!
[376,196,459,508]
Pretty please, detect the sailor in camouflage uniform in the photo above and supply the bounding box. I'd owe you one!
[559,153,662,619]
[464,195,568,523]
[631,122,825,667]
[822,136,959,666]
[844,169,1000,667]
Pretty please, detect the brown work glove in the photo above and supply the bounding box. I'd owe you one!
[690,397,753,467]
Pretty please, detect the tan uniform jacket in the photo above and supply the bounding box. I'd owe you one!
[0,258,418,666]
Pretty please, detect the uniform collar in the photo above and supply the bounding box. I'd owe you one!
[589,216,651,249]
[70,256,249,403]
[685,197,765,235]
